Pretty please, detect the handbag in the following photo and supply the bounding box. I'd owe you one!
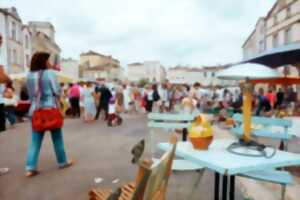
[32,71,64,132]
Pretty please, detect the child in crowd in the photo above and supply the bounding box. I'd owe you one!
[107,88,122,127]
[181,94,198,115]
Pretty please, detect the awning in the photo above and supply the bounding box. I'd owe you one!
[56,72,73,83]
[217,63,280,81]
[9,71,74,83]
[244,42,300,68]
[10,72,27,81]
[249,76,300,85]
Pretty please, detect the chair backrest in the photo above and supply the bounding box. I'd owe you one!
[131,136,177,200]
[148,113,195,130]
[233,113,292,128]
[232,113,293,143]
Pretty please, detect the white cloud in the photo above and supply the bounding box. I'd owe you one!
[1,0,276,67]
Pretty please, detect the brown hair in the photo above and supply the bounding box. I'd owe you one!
[30,52,50,72]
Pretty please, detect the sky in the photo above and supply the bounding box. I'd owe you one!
[1,0,276,68]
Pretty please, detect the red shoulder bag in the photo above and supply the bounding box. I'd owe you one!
[32,71,64,132]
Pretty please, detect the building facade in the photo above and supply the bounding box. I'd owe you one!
[22,25,32,70]
[127,62,147,82]
[29,21,61,66]
[242,18,266,59]
[127,61,166,83]
[60,58,79,82]
[80,50,122,81]
[243,0,300,59]
[265,0,300,50]
[243,0,300,81]
[0,7,61,76]
[0,7,25,73]
[167,65,234,86]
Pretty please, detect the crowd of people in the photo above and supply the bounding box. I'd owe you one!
[1,30,300,177]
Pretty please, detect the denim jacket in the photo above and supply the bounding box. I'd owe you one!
[27,69,60,116]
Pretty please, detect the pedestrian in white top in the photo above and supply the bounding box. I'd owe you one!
[123,84,131,113]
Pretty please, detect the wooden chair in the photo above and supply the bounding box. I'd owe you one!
[89,134,177,200]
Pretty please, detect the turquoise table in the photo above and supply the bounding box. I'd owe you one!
[158,139,300,200]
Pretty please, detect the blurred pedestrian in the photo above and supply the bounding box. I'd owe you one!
[275,88,284,109]
[0,32,12,176]
[16,85,30,122]
[95,81,112,120]
[82,82,97,123]
[69,83,81,118]
[123,84,132,113]
[255,88,272,116]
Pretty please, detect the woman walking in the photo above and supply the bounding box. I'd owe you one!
[26,52,73,177]
[82,82,97,123]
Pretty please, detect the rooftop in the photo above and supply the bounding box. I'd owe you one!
[84,63,119,71]
[169,65,230,72]
[0,7,22,22]
[28,21,55,30]
[80,51,120,63]
[35,31,61,51]
[128,62,143,66]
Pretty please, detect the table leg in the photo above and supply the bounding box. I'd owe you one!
[182,128,188,141]
[229,176,235,200]
[222,175,228,200]
[214,172,220,200]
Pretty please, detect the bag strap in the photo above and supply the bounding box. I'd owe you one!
[35,70,60,109]
[35,70,43,109]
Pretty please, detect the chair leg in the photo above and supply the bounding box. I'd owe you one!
[281,185,286,200]
[186,169,205,200]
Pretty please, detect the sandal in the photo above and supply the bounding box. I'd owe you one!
[25,170,39,177]
[59,160,74,169]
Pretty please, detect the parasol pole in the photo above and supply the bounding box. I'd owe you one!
[241,78,254,142]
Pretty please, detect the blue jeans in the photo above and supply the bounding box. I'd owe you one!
[26,127,68,171]
[5,106,16,125]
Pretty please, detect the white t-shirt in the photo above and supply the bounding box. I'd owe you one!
[147,90,154,101]
[4,95,17,106]
[159,88,168,102]
[108,103,116,114]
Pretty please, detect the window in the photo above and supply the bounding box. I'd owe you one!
[11,21,16,41]
[26,54,30,67]
[260,26,265,34]
[285,28,292,44]
[212,72,215,77]
[259,40,265,52]
[274,15,278,25]
[286,7,291,19]
[273,33,278,48]
[25,35,29,48]
[13,49,17,64]
[204,72,207,78]
[11,49,17,64]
